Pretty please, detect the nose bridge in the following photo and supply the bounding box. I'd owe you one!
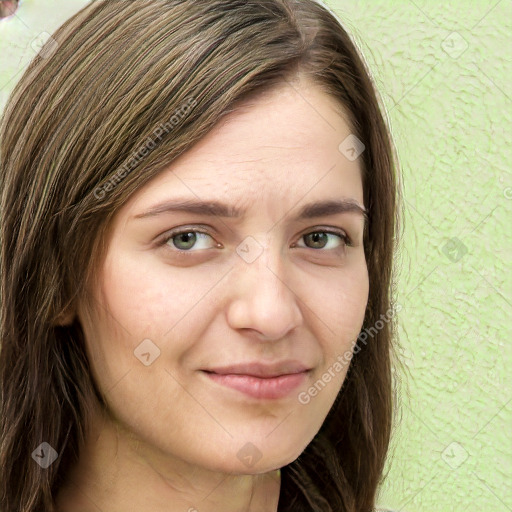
[227,234,303,340]
[237,231,287,287]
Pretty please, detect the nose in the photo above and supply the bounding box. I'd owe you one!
[225,240,303,342]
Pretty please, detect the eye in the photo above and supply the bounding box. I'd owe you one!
[156,226,353,256]
[159,227,218,252]
[294,229,352,251]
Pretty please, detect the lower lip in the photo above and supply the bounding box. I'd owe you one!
[203,371,308,399]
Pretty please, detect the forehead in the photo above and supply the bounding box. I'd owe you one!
[122,79,364,218]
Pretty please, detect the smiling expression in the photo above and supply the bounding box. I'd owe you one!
[77,76,369,474]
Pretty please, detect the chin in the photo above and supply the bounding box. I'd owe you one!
[204,436,310,475]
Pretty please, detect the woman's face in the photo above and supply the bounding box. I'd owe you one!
[78,77,369,475]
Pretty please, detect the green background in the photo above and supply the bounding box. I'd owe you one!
[1,1,510,511]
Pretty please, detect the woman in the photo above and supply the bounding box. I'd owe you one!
[0,1,403,511]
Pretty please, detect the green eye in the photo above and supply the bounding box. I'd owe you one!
[298,230,351,250]
[158,227,352,255]
[163,230,216,251]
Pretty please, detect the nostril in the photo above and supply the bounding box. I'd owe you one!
[0,0,18,19]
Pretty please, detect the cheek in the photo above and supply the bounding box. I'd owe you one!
[308,261,369,348]
[99,250,208,335]
[297,265,368,418]
[86,251,225,374]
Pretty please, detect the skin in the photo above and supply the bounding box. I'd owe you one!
[0,0,17,18]
[55,74,369,512]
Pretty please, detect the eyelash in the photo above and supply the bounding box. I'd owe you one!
[157,226,353,255]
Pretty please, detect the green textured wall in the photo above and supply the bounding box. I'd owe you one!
[1,1,510,511]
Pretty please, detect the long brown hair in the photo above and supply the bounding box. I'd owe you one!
[0,1,403,510]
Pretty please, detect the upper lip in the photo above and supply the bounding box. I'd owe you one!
[203,361,311,378]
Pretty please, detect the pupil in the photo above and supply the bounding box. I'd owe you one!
[309,232,327,248]
[175,232,196,249]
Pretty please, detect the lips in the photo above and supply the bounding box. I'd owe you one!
[201,361,311,399]
[203,361,311,378]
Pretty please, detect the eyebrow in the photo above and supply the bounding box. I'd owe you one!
[132,198,368,223]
